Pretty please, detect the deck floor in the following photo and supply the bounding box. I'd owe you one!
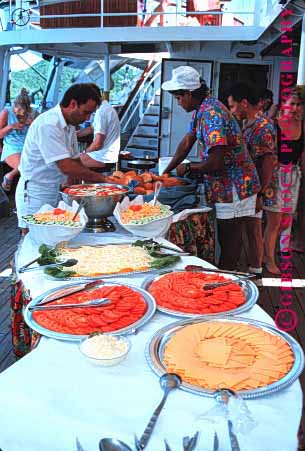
[0,212,19,372]
[0,209,304,446]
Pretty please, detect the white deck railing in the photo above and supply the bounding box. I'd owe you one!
[0,0,282,31]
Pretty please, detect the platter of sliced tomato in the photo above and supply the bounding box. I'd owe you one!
[24,281,156,341]
[141,270,258,318]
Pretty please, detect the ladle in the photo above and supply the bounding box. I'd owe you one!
[135,373,182,450]
[99,438,132,451]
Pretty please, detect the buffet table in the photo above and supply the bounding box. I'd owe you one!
[0,229,302,451]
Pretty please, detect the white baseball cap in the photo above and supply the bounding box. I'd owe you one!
[161,66,201,92]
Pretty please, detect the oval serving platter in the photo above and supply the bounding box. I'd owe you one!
[24,281,156,341]
[141,270,259,318]
[145,316,304,399]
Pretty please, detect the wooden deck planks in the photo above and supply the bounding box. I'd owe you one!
[0,212,19,373]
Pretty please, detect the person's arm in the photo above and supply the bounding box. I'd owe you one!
[86,133,105,152]
[177,145,226,176]
[56,158,106,182]
[0,109,24,139]
[76,125,93,139]
[256,154,276,192]
[163,133,196,173]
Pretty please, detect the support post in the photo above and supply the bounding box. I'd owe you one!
[103,54,110,101]
[297,13,305,85]
[0,48,10,111]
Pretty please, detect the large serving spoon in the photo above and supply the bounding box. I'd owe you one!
[135,373,182,450]
[152,181,163,206]
[19,258,78,273]
[99,438,132,451]
[72,197,87,221]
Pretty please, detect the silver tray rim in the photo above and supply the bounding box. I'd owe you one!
[24,281,156,341]
[145,315,305,399]
[141,270,259,318]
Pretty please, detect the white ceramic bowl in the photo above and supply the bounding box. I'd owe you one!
[23,201,87,246]
[24,221,86,246]
[120,212,174,238]
[79,335,131,367]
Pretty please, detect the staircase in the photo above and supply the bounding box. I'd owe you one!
[120,61,161,165]
[124,92,160,161]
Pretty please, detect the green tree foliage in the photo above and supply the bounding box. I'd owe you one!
[10,60,141,105]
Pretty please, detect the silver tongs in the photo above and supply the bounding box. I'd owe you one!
[185,265,256,279]
[203,280,243,291]
[29,297,110,312]
[19,258,78,273]
[35,280,104,306]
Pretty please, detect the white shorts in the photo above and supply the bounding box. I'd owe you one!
[215,187,257,219]
[16,177,60,228]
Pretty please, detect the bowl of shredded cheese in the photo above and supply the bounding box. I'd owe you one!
[114,196,174,238]
[79,334,131,367]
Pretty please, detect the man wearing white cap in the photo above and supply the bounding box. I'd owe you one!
[161,66,261,270]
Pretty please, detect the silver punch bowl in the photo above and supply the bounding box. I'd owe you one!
[60,183,129,232]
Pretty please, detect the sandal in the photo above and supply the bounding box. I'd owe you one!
[1,175,12,192]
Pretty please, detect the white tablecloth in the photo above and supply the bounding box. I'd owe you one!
[0,231,302,451]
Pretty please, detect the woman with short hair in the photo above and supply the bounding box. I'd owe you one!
[0,88,38,191]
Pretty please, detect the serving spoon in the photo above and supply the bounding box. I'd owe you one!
[135,373,182,450]
[99,438,132,451]
[152,181,163,206]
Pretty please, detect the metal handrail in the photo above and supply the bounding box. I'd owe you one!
[120,62,161,133]
[28,11,255,19]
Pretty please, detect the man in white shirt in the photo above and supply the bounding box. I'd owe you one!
[80,98,120,168]
[15,83,107,232]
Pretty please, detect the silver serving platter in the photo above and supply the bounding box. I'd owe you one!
[42,242,180,281]
[141,270,259,318]
[24,281,156,341]
[42,242,161,281]
[44,267,159,282]
[146,316,304,399]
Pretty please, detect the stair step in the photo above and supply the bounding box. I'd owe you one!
[146,105,160,115]
[141,116,159,126]
[127,144,158,151]
[129,136,158,146]
[138,123,158,127]
[136,125,158,134]
[133,134,159,139]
